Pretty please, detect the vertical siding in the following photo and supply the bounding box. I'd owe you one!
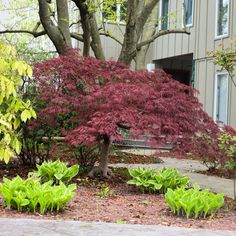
[151,0,236,128]
[205,60,215,116]
[196,60,206,109]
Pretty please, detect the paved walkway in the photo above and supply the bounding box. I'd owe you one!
[111,149,235,199]
[0,218,235,236]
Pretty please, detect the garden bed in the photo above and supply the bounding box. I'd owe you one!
[0,163,235,231]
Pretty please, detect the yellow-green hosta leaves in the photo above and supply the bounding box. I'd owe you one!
[0,176,76,213]
[0,41,36,163]
[165,184,224,219]
[127,167,189,194]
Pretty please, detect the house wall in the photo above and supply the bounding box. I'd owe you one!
[150,0,236,129]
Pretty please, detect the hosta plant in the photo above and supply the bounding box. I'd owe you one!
[30,160,79,185]
[0,176,76,214]
[127,167,189,193]
[127,167,159,192]
[165,183,224,219]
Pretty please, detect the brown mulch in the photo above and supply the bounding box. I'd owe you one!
[109,151,164,164]
[0,179,235,231]
[0,161,236,231]
[198,168,234,179]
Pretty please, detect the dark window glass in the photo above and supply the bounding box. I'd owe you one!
[161,0,169,30]
[185,0,193,26]
[217,0,229,36]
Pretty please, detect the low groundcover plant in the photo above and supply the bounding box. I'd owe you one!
[165,183,224,219]
[0,176,76,214]
[30,160,79,185]
[127,167,189,193]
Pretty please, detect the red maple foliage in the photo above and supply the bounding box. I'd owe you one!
[33,53,220,177]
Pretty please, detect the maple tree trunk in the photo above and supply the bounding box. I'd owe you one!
[88,135,114,178]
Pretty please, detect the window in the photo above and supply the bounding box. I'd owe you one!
[214,73,228,125]
[216,0,229,37]
[159,0,169,30]
[102,1,127,23]
[184,0,194,26]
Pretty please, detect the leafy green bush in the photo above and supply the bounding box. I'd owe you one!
[30,160,79,185]
[127,167,189,193]
[218,131,236,200]
[0,176,76,214]
[0,41,36,163]
[165,184,224,219]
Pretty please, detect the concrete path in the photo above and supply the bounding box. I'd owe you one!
[111,149,235,199]
[0,218,235,236]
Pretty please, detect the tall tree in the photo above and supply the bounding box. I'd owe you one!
[0,0,189,68]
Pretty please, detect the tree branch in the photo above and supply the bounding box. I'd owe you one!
[100,32,122,46]
[136,0,158,37]
[137,29,190,50]
[129,29,190,59]
[38,0,70,54]
[0,29,46,38]
[71,32,84,42]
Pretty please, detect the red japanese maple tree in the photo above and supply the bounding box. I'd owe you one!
[34,53,219,177]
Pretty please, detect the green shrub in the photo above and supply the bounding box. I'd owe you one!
[127,167,189,193]
[165,183,224,219]
[0,176,76,214]
[30,160,79,185]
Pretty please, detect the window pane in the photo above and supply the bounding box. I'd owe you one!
[217,0,229,36]
[216,74,228,124]
[161,0,169,30]
[185,0,193,25]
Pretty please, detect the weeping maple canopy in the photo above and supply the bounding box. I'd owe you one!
[34,53,219,177]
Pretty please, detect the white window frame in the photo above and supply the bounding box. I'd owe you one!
[159,0,169,30]
[214,72,229,125]
[182,0,194,27]
[215,0,230,39]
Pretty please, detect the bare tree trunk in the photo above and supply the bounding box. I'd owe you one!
[72,0,105,59]
[38,0,72,54]
[88,135,114,178]
[80,13,91,56]
[57,0,72,48]
[118,0,159,66]
[73,0,91,56]
[98,136,111,174]
[118,0,137,65]
[135,4,158,70]
[89,13,105,60]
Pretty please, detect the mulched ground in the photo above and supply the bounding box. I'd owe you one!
[0,160,236,231]
[198,168,235,179]
[109,151,164,164]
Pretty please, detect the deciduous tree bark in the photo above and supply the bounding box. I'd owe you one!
[88,135,113,178]
[38,0,72,55]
